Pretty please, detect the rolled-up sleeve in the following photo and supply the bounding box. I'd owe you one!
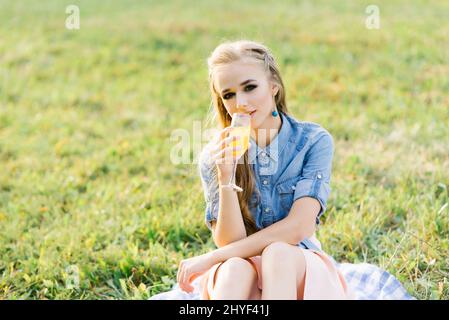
[198,150,219,231]
[293,132,334,224]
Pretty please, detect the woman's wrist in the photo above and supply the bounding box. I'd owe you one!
[209,248,225,264]
[217,172,232,185]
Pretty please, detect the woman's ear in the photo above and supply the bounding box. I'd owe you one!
[271,83,279,96]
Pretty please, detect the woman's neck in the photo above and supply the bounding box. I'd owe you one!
[251,114,282,148]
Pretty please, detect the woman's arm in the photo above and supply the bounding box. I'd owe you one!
[211,176,247,248]
[202,128,248,248]
[210,196,320,263]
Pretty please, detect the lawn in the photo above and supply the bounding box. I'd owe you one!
[0,0,448,299]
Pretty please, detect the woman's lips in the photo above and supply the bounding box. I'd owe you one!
[249,110,256,117]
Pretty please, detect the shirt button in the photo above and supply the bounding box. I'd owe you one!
[259,153,269,165]
[317,174,322,179]
[263,180,268,185]
[265,208,270,213]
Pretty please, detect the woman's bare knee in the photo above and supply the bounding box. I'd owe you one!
[211,257,257,299]
[262,242,305,269]
[216,257,256,281]
[261,242,306,291]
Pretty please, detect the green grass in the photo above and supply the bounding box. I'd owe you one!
[0,0,448,299]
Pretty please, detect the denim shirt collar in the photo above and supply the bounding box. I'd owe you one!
[249,111,291,163]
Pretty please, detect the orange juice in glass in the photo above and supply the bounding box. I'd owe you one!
[229,126,251,158]
[226,113,251,192]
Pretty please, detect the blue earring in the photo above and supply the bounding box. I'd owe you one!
[272,93,278,117]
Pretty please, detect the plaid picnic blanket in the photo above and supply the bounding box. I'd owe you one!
[336,262,415,300]
[149,261,415,300]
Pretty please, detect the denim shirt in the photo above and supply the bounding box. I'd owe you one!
[198,111,334,251]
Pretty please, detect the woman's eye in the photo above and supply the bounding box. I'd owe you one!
[223,93,234,100]
[222,85,256,100]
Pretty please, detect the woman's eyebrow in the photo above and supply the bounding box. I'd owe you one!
[221,79,256,95]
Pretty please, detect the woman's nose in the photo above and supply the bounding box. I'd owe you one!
[236,95,248,109]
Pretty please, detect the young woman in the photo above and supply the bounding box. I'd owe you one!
[176,40,353,299]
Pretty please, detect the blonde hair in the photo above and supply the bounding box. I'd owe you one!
[205,40,289,235]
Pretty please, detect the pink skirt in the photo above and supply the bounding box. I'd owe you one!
[198,236,354,300]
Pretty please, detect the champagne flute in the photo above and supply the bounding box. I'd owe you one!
[227,113,251,192]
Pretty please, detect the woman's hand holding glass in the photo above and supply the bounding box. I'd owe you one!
[211,113,251,192]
